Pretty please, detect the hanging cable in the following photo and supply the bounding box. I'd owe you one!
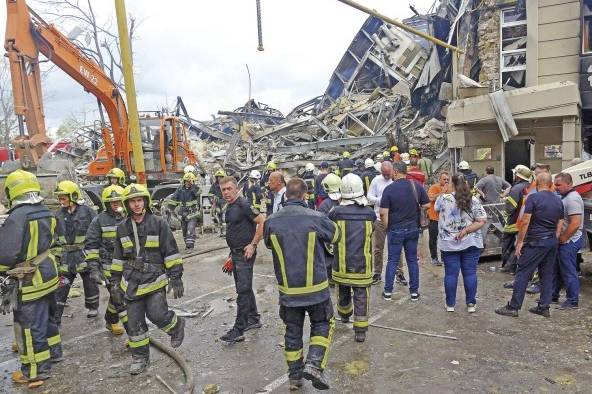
[256,0,264,51]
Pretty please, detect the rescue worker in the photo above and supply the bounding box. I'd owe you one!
[390,146,401,162]
[417,150,433,181]
[1,170,62,384]
[314,162,330,208]
[328,174,375,342]
[53,180,99,323]
[400,152,410,165]
[458,161,479,189]
[261,162,278,214]
[111,183,185,375]
[382,151,391,162]
[352,159,365,177]
[244,170,263,210]
[409,148,419,160]
[209,169,226,234]
[338,152,355,176]
[106,167,126,187]
[302,163,317,210]
[168,172,201,250]
[84,185,127,336]
[318,174,343,286]
[261,161,277,189]
[361,158,379,195]
[264,178,340,391]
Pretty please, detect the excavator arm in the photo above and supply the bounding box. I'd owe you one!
[4,0,131,173]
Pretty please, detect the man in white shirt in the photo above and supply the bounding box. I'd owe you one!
[268,172,287,215]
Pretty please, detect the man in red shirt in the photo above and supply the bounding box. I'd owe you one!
[406,158,426,185]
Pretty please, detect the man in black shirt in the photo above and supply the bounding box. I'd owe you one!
[219,176,265,343]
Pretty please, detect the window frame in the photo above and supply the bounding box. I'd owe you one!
[500,7,527,88]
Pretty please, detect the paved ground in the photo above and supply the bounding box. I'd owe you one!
[2,231,592,393]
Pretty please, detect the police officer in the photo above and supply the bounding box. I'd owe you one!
[264,178,340,390]
[168,172,201,250]
[329,174,376,343]
[106,167,126,187]
[302,163,316,209]
[361,158,379,195]
[53,180,98,323]
[1,170,62,384]
[111,183,185,375]
[218,176,265,343]
[244,170,263,210]
[84,185,127,336]
[338,152,355,176]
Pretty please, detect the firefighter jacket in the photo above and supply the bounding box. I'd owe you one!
[244,182,263,210]
[339,158,355,175]
[55,204,96,274]
[168,185,201,220]
[84,210,125,279]
[264,200,341,307]
[209,182,223,200]
[111,212,183,300]
[503,180,530,233]
[361,168,379,195]
[302,171,316,202]
[0,203,60,302]
[318,198,338,215]
[328,204,376,286]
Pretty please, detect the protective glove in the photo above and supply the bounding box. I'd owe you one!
[89,267,103,285]
[110,282,125,306]
[222,257,233,276]
[168,277,184,299]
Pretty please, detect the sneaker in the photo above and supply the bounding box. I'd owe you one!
[303,364,330,390]
[395,272,408,286]
[371,273,382,284]
[354,331,366,342]
[244,319,263,332]
[526,283,540,294]
[170,317,185,348]
[129,357,150,375]
[431,258,442,266]
[557,301,579,310]
[446,306,455,312]
[382,291,392,301]
[467,304,476,313]
[528,305,550,318]
[494,304,519,317]
[288,378,303,391]
[503,282,514,289]
[410,293,420,301]
[86,309,98,318]
[220,328,245,344]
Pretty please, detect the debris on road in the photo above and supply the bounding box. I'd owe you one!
[370,323,458,341]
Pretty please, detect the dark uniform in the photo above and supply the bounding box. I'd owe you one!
[244,181,263,210]
[111,213,184,363]
[338,158,355,177]
[209,181,224,227]
[224,196,261,333]
[302,171,316,209]
[168,184,201,249]
[501,179,530,272]
[361,168,379,196]
[318,199,339,282]
[328,204,376,333]
[264,200,340,383]
[460,169,479,189]
[314,173,329,208]
[0,203,62,380]
[54,204,98,324]
[84,208,127,330]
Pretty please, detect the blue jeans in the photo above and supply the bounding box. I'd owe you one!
[441,246,481,307]
[384,228,419,294]
[553,235,582,305]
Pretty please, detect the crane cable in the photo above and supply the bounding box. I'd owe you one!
[256,0,264,51]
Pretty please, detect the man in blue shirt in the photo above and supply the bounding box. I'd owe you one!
[379,161,429,301]
[495,172,564,318]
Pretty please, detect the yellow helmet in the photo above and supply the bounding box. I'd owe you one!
[390,145,399,152]
[409,148,418,156]
[182,172,196,183]
[4,169,41,206]
[106,167,126,185]
[102,185,125,204]
[266,161,277,171]
[214,169,227,178]
[383,151,390,158]
[54,180,81,203]
[122,183,152,213]
[342,151,351,158]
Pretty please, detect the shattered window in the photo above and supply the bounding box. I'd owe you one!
[500,8,526,89]
[583,3,592,54]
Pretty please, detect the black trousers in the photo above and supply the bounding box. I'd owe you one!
[501,232,517,270]
[181,217,198,248]
[280,299,335,378]
[104,282,129,332]
[428,220,439,260]
[14,292,62,380]
[54,270,100,325]
[336,284,369,332]
[126,288,179,360]
[231,249,259,332]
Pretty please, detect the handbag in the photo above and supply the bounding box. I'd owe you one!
[410,180,429,230]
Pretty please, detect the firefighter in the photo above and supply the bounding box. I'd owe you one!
[53,180,99,323]
[390,145,401,162]
[361,158,379,195]
[261,161,277,189]
[1,170,62,384]
[244,170,263,210]
[209,169,226,234]
[106,167,126,187]
[458,161,479,189]
[168,172,201,250]
[328,174,376,343]
[264,178,340,391]
[352,159,364,177]
[111,183,185,375]
[338,152,355,176]
[84,185,127,336]
[318,173,342,288]
[314,162,330,208]
[382,151,391,162]
[302,163,316,209]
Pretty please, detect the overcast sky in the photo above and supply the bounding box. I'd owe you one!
[2,0,436,129]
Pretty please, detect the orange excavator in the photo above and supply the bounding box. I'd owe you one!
[4,0,196,184]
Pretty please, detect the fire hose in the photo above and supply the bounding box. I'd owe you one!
[150,336,195,394]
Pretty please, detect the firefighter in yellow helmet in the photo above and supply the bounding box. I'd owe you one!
[106,167,126,187]
[84,185,127,337]
[53,180,98,324]
[1,170,62,384]
[209,169,227,234]
[167,172,201,249]
[111,183,185,375]
[390,146,401,162]
[338,151,355,176]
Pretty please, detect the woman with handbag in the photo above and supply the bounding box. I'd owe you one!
[435,174,487,313]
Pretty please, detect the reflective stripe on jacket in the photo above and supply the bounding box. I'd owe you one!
[55,204,95,273]
[244,183,263,210]
[84,211,124,278]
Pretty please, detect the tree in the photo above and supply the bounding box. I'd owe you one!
[0,58,18,147]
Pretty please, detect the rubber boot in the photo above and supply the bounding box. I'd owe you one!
[87,309,98,318]
[288,378,303,390]
[106,322,125,336]
[11,342,18,353]
[354,331,366,343]
[170,317,185,348]
[303,364,329,390]
[12,370,49,384]
[129,357,150,375]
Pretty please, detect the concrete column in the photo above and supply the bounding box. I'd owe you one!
[525,0,539,87]
[562,115,579,168]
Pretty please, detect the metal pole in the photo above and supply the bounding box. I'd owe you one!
[114,0,146,185]
[336,0,463,53]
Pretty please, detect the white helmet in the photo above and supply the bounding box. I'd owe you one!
[249,170,261,180]
[364,158,374,169]
[183,165,196,174]
[305,162,315,172]
[458,160,470,170]
[340,174,368,205]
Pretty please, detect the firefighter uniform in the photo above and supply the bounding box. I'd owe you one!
[209,170,226,231]
[302,170,316,209]
[168,175,201,249]
[84,185,127,334]
[111,184,185,374]
[53,181,98,323]
[328,204,376,336]
[501,167,531,272]
[244,181,263,210]
[361,167,379,196]
[264,199,341,389]
[1,170,62,383]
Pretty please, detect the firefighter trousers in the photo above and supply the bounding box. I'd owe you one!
[181,218,198,248]
[336,284,369,332]
[126,288,180,360]
[279,299,335,379]
[105,282,129,332]
[13,293,62,380]
[54,270,100,325]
